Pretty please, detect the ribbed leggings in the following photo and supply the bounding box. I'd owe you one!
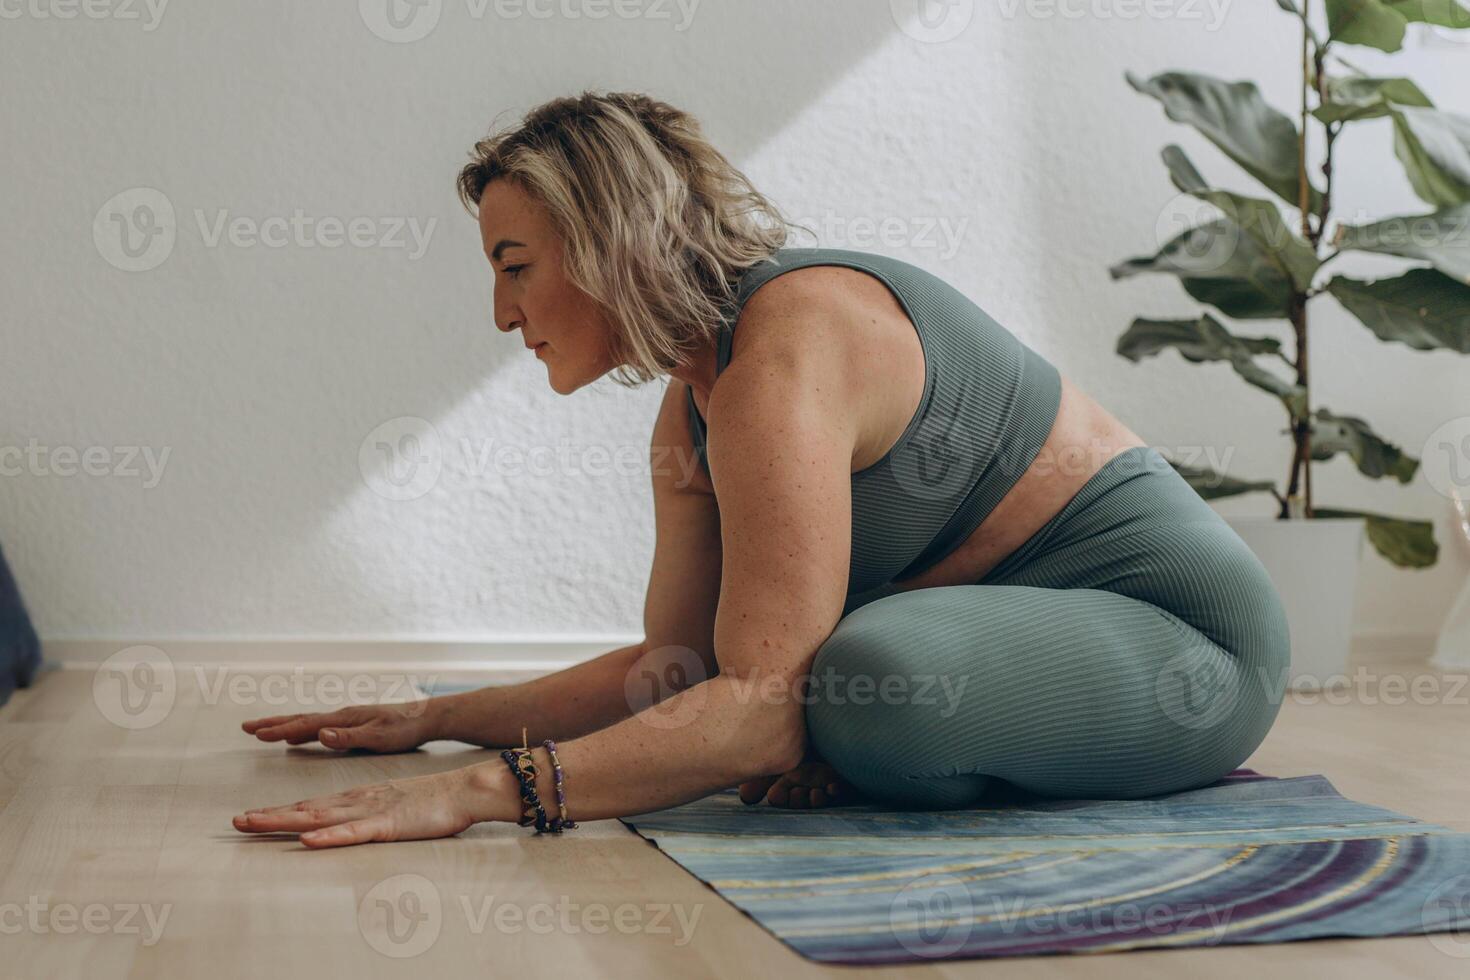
[805,445,1292,806]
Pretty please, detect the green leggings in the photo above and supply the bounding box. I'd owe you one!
[805,445,1291,805]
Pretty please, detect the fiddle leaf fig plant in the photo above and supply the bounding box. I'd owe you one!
[1111,0,1470,568]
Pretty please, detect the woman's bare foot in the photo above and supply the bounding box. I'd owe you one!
[738,760,860,809]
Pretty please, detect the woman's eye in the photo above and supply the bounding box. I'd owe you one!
[504,264,526,280]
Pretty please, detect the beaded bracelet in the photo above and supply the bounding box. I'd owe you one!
[541,739,577,832]
[501,729,548,831]
[500,748,545,829]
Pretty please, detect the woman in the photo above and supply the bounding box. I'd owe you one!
[234,91,1290,848]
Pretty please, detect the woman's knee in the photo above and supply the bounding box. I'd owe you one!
[804,602,971,789]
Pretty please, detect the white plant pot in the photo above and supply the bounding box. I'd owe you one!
[1223,515,1366,692]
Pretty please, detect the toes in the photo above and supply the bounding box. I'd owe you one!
[739,776,778,805]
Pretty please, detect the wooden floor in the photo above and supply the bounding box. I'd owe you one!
[2,658,1468,978]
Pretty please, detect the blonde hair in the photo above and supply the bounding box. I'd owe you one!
[457,91,801,386]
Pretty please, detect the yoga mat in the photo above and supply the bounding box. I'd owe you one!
[619,769,1470,964]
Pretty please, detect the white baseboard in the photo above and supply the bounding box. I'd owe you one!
[1348,628,1438,665]
[38,634,641,677]
[38,628,1435,673]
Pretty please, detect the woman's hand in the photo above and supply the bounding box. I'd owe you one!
[241,702,439,753]
[232,763,506,848]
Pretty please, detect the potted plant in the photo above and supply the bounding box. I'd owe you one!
[1111,0,1470,687]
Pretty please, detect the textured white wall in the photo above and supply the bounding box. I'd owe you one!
[1,1,1465,645]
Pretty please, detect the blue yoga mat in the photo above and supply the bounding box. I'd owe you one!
[620,769,1470,963]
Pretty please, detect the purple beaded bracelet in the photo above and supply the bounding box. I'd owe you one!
[541,739,577,832]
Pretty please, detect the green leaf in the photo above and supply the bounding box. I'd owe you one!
[1307,407,1420,482]
[1384,0,1470,29]
[1311,506,1439,567]
[1326,268,1470,351]
[1335,205,1470,285]
[1391,106,1470,207]
[1327,0,1470,51]
[1314,75,1432,124]
[1326,0,1411,50]
[1118,315,1308,415]
[1110,219,1297,319]
[1163,455,1280,500]
[1162,146,1322,291]
[1127,71,1322,211]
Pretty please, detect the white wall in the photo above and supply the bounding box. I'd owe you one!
[1,1,1465,649]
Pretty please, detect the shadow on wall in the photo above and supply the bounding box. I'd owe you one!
[3,1,913,634]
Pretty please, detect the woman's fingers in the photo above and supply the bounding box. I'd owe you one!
[247,710,355,744]
[233,804,367,834]
[301,816,392,849]
[241,713,304,734]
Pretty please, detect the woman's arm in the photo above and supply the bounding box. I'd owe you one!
[243,382,725,752]
[434,380,726,747]
[235,301,861,843]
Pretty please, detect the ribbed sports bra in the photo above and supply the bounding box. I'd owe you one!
[686,247,1063,598]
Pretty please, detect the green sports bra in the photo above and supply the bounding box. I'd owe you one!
[686,247,1062,598]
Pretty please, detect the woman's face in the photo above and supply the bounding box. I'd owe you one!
[477,178,618,394]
